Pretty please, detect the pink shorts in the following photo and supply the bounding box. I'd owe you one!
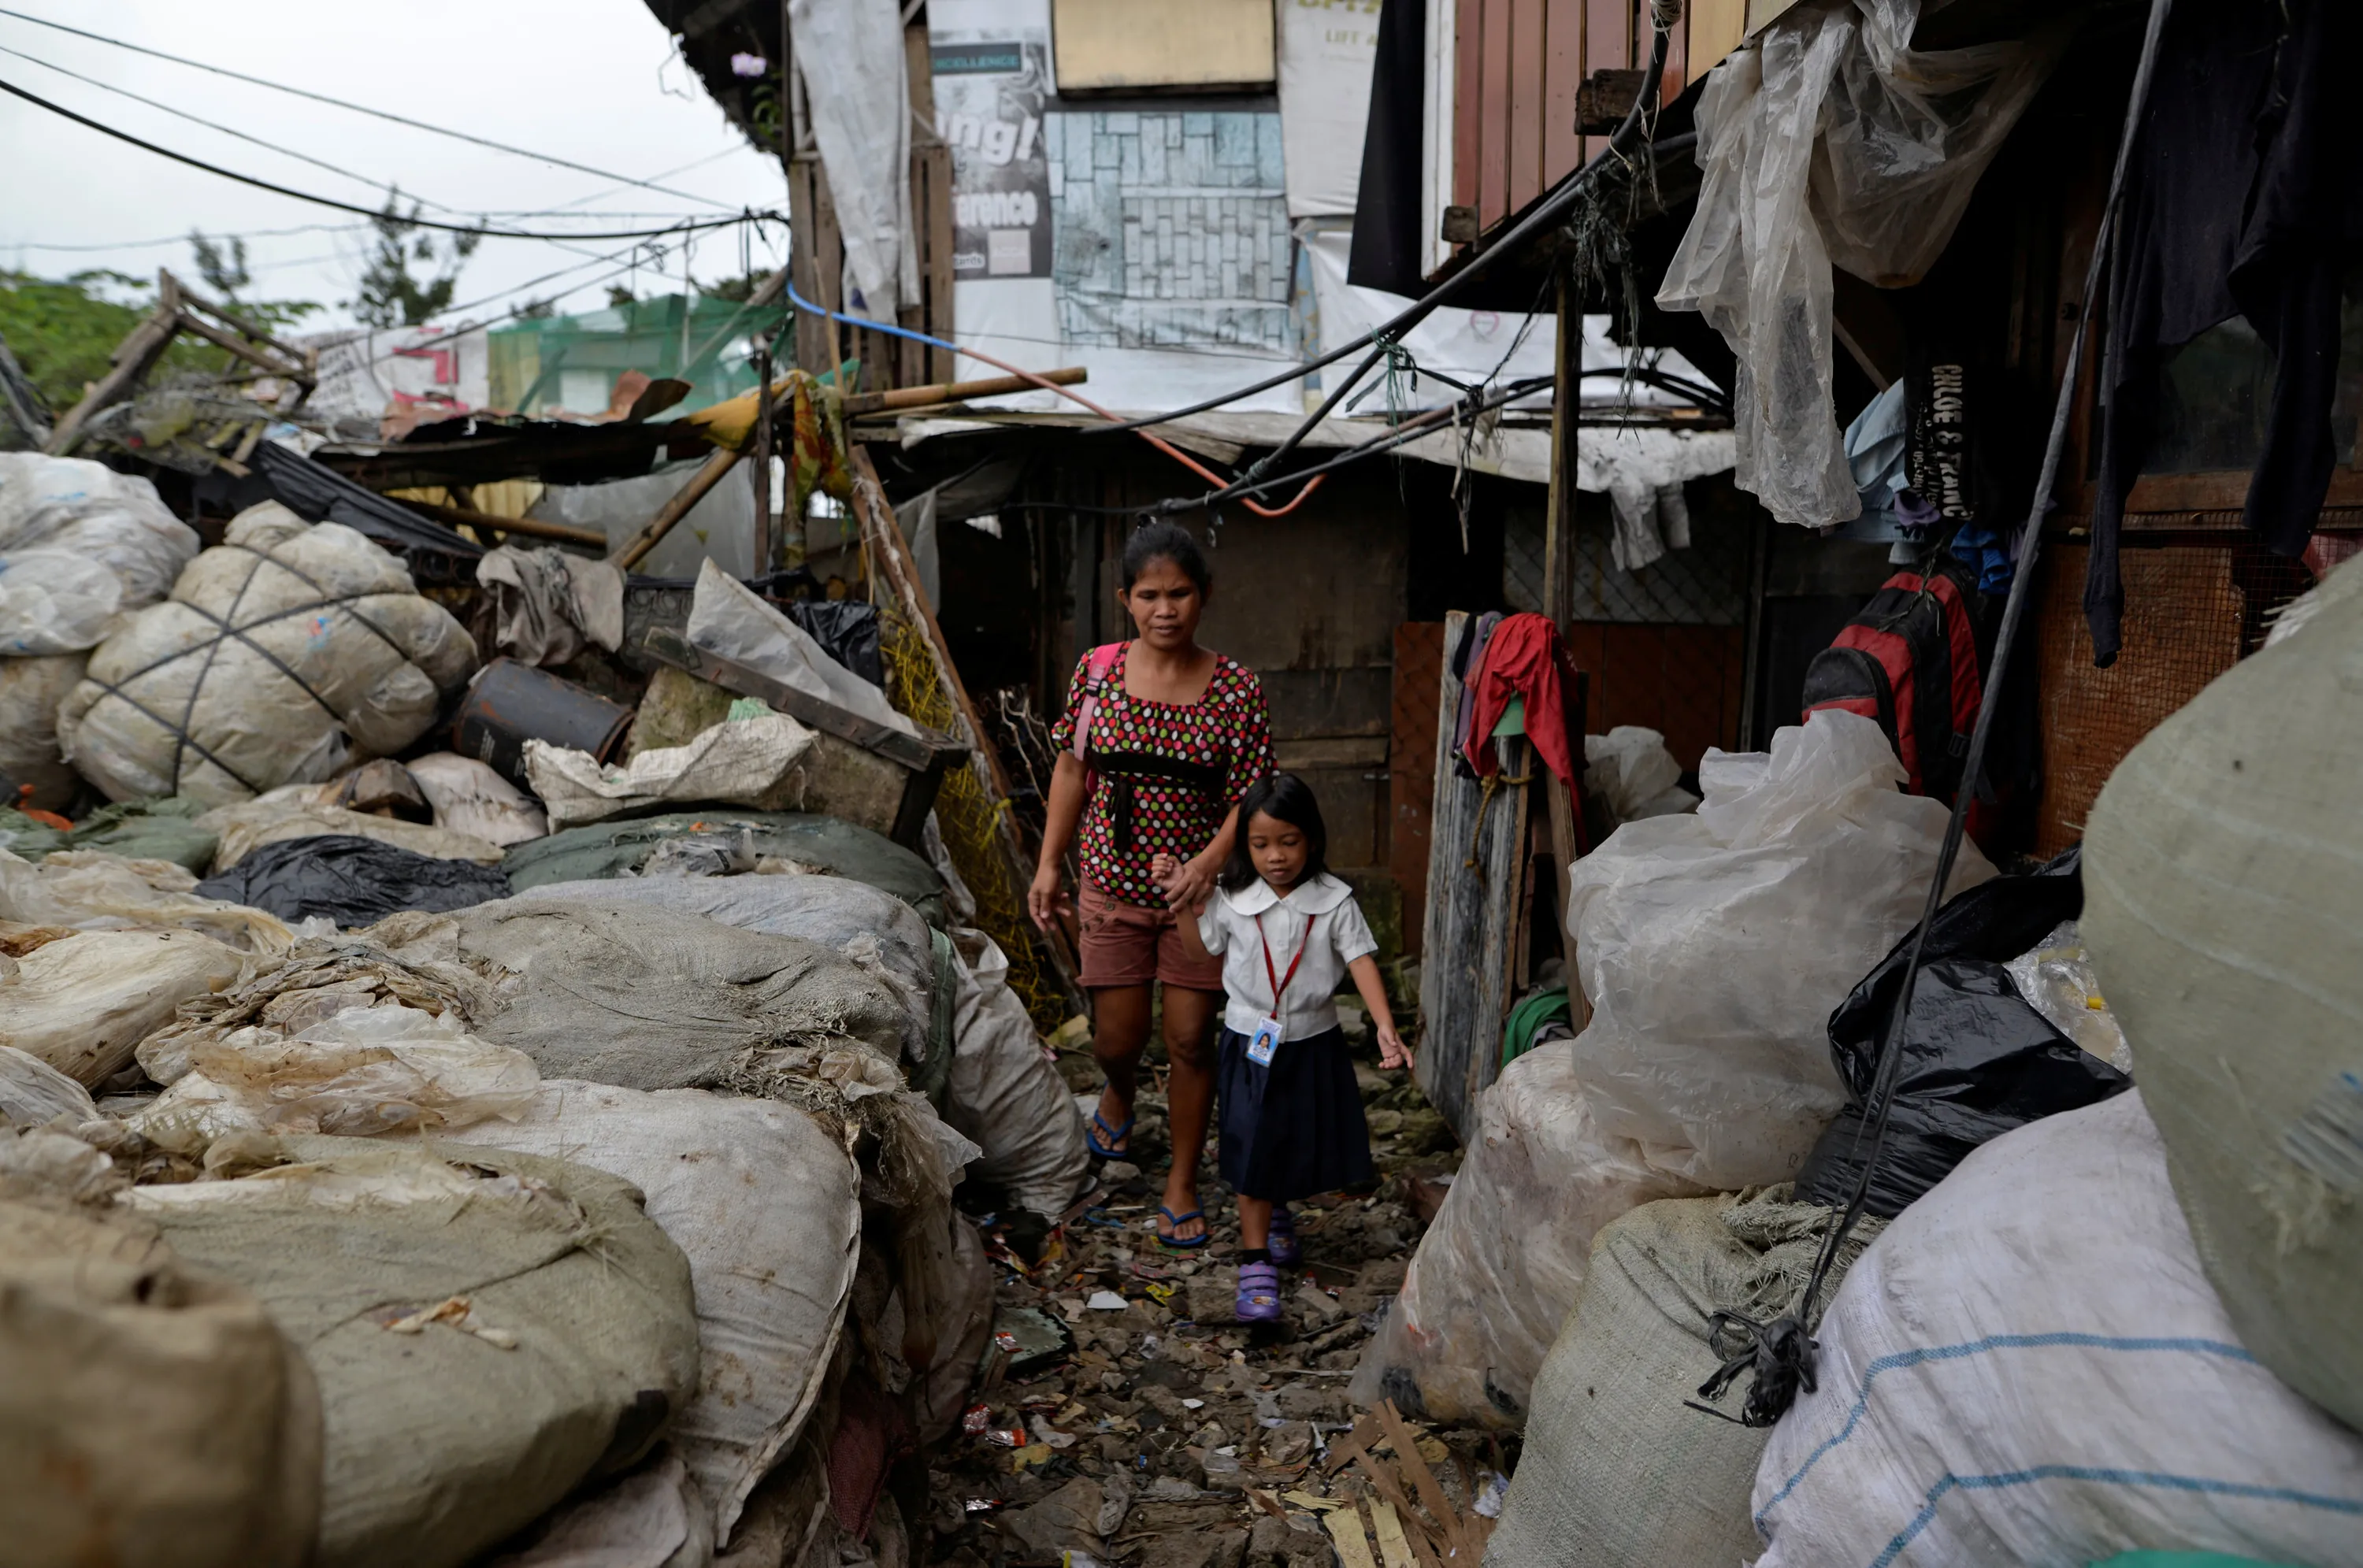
[1077,880,1225,992]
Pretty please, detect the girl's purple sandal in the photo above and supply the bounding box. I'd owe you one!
[1266,1207,1299,1267]
[1237,1261,1282,1322]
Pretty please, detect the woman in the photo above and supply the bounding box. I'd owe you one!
[1030,521,1271,1249]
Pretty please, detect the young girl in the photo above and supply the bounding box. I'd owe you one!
[1161,773,1413,1322]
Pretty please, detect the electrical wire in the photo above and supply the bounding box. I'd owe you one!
[0,40,475,219]
[781,275,1331,518]
[0,5,744,210]
[0,76,775,241]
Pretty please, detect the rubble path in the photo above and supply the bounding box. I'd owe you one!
[931,1032,1505,1568]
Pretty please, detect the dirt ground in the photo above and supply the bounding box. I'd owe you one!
[929,1003,1508,1568]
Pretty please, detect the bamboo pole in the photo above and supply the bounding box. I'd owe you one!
[609,446,747,569]
[842,365,1088,416]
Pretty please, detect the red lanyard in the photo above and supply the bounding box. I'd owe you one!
[1256,910,1318,1014]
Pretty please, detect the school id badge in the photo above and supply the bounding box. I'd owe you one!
[1246,1015,1283,1066]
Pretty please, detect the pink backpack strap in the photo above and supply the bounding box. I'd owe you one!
[1070,641,1126,764]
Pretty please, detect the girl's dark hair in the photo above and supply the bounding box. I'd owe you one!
[1219,772,1330,891]
[1120,520,1211,593]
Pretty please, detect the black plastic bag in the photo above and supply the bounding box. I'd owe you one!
[197,834,511,928]
[1794,846,2131,1218]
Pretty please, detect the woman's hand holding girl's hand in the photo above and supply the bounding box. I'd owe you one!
[1376,1025,1413,1071]
[1158,851,1218,913]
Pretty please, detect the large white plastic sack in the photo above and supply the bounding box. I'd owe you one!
[0,453,198,653]
[0,925,249,1085]
[1655,2,2061,528]
[443,1080,862,1544]
[56,504,477,806]
[525,712,817,831]
[1752,1093,2363,1566]
[1565,710,1994,1188]
[2084,549,2363,1433]
[944,926,1092,1220]
[1348,1044,1705,1429]
[130,1003,540,1153]
[1582,725,1697,824]
[405,752,547,847]
[0,1042,101,1128]
[0,653,87,810]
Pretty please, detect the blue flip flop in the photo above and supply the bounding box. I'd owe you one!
[1087,1107,1133,1159]
[1157,1207,1210,1250]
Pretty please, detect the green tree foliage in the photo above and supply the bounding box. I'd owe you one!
[189,229,252,302]
[353,193,483,328]
[0,265,320,413]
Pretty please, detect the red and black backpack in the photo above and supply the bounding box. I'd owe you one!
[1801,555,1983,801]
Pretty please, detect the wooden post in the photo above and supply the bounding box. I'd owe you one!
[1540,270,1588,1018]
[1416,612,1534,1143]
[44,273,183,455]
[851,444,1085,1009]
[751,347,776,573]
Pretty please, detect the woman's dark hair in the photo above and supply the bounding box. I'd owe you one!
[1119,520,1211,593]
[1219,772,1330,891]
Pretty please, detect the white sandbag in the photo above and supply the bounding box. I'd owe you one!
[517,874,938,1066]
[1582,726,1697,824]
[1348,1044,1705,1428]
[1565,710,1994,1188]
[2084,553,2363,1431]
[198,780,507,872]
[525,713,817,831]
[0,1188,321,1568]
[484,1449,712,1568]
[130,1003,540,1154]
[944,926,1092,1220]
[0,652,87,809]
[444,1080,862,1542]
[0,1043,100,1128]
[1487,1189,1883,1568]
[0,453,198,654]
[132,1136,702,1568]
[686,559,915,738]
[406,751,548,847]
[1753,1093,2363,1566]
[0,845,293,951]
[56,504,477,806]
[0,925,249,1085]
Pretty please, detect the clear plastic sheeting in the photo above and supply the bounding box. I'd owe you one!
[1348,1045,1705,1429]
[1656,1,2064,528]
[0,1043,101,1129]
[129,1003,540,1155]
[1752,1094,2363,1568]
[2003,919,2132,1072]
[57,505,478,806]
[0,453,199,654]
[0,845,293,951]
[0,925,250,1086]
[1566,710,1994,1188]
[687,560,918,739]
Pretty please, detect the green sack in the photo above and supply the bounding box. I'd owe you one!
[0,797,217,873]
[502,809,948,926]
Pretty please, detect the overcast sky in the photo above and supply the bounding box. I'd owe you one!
[0,0,788,330]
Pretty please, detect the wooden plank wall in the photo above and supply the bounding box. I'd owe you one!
[1389,622,1447,955]
[1416,612,1531,1143]
[1449,0,1739,244]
